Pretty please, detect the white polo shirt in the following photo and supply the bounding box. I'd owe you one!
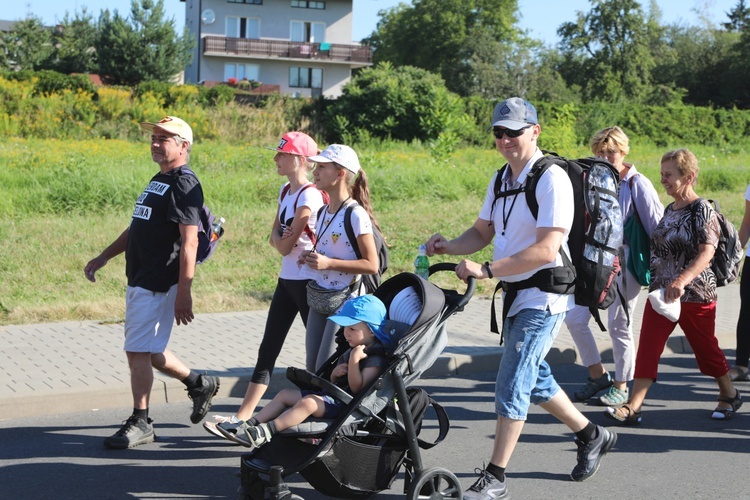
[479,149,576,317]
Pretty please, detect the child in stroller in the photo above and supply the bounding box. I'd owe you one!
[238,266,475,500]
[229,295,393,450]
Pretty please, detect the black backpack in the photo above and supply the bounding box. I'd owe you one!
[690,199,742,287]
[182,168,223,264]
[490,154,623,333]
[343,204,389,293]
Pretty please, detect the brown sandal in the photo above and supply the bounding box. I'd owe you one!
[604,403,642,425]
[712,390,742,420]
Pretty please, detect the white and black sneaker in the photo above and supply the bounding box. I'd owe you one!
[240,422,273,450]
[104,415,155,449]
[463,468,509,500]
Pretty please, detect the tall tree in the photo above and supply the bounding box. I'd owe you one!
[557,0,663,101]
[97,0,193,85]
[52,9,98,74]
[450,25,577,103]
[0,17,54,71]
[363,0,519,95]
[723,0,750,32]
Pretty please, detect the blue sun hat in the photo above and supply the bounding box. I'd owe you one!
[328,295,391,346]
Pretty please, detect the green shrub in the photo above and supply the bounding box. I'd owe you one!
[325,62,469,144]
[199,84,236,107]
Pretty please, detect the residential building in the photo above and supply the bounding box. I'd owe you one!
[181,0,372,97]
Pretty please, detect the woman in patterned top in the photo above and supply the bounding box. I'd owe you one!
[606,148,742,424]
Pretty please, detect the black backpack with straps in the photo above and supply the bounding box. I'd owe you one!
[489,154,623,337]
[343,204,389,294]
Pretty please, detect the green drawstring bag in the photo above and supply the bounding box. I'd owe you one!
[624,213,650,286]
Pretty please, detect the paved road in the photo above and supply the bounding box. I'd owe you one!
[1,353,748,499]
[0,284,742,421]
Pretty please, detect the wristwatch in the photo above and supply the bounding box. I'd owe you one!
[483,261,494,279]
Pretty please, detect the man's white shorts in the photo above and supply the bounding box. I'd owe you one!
[124,284,178,353]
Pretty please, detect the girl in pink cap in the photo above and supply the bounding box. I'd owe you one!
[206,132,327,442]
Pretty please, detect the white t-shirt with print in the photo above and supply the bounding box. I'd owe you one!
[277,183,325,279]
[311,203,372,290]
[478,149,576,317]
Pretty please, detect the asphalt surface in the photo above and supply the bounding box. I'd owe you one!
[1,354,748,499]
[0,285,741,421]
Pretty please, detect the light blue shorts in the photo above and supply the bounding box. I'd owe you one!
[495,307,565,420]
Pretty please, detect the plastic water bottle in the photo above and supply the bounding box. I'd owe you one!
[414,244,430,279]
[210,217,225,242]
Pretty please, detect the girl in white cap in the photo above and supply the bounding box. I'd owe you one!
[300,144,384,373]
[208,132,326,442]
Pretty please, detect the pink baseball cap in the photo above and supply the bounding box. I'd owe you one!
[265,132,318,156]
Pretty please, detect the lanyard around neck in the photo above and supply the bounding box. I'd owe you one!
[311,196,351,253]
[501,178,520,236]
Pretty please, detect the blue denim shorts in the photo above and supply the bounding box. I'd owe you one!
[495,307,565,420]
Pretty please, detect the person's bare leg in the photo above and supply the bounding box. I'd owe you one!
[716,373,738,411]
[488,417,525,467]
[587,362,608,380]
[539,390,590,432]
[127,351,153,409]
[236,382,269,421]
[150,349,190,380]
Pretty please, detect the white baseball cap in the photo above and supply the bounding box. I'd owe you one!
[140,116,194,145]
[308,144,361,175]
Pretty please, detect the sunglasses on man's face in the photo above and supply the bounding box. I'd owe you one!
[492,126,530,139]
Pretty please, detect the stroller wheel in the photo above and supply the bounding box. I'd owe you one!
[407,467,462,500]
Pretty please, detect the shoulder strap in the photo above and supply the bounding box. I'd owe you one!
[627,175,642,222]
[292,183,315,212]
[280,183,291,202]
[523,156,556,220]
[417,397,450,449]
[343,205,362,259]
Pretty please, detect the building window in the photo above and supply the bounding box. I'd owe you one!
[225,63,260,82]
[289,67,322,88]
[291,1,325,8]
[226,17,260,38]
[227,0,262,4]
[290,20,325,42]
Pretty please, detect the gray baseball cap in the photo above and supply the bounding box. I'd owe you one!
[488,97,538,131]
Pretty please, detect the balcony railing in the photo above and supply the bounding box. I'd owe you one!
[203,36,372,64]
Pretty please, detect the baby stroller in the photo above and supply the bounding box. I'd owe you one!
[238,263,475,500]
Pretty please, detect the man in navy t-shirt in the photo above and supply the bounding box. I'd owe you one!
[85,116,219,449]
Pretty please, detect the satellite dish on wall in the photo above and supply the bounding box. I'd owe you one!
[201,9,216,25]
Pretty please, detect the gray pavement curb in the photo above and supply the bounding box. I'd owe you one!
[0,285,741,420]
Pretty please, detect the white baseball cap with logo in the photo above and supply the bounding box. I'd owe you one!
[140,116,194,145]
[308,144,361,175]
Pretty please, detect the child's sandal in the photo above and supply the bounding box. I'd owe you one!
[712,390,742,420]
[605,403,642,425]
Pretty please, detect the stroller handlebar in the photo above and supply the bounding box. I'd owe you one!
[427,262,476,313]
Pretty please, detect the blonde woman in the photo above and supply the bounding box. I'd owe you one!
[567,126,664,406]
[209,132,325,442]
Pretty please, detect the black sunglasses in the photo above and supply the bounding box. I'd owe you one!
[492,126,531,139]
